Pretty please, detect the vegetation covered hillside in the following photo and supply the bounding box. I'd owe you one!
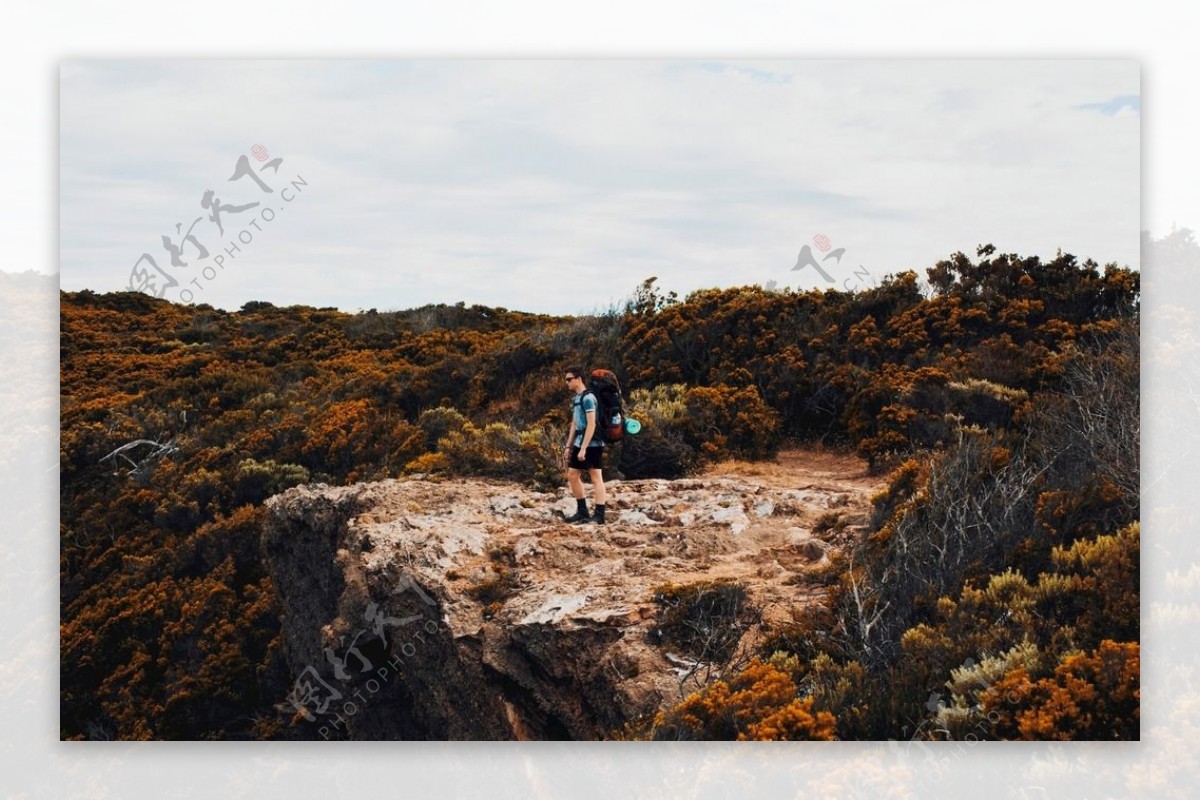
[60,240,1145,739]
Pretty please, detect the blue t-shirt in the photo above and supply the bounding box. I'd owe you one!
[572,392,604,448]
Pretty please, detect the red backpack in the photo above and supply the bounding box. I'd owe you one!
[586,369,626,442]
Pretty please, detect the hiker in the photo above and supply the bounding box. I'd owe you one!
[562,366,607,524]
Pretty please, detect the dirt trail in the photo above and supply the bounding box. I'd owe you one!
[415,447,883,626]
[704,447,882,491]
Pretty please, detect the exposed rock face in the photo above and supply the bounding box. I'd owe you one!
[262,462,875,740]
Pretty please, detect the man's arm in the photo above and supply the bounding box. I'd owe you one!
[580,403,596,452]
[565,406,577,455]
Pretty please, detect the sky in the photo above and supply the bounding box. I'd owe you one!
[59,59,1140,316]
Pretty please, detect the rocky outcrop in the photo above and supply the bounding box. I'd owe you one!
[262,466,874,740]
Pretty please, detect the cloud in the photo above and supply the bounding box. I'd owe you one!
[59,60,1141,315]
[1076,94,1141,116]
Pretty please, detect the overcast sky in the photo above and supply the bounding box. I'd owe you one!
[59,59,1139,316]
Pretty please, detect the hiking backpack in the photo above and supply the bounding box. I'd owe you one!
[586,368,626,443]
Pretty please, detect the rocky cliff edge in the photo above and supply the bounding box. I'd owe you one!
[262,453,878,739]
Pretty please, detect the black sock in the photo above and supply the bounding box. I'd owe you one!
[595,504,606,518]
[576,498,588,514]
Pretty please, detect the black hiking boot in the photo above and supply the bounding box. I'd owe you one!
[593,504,606,525]
[563,499,590,524]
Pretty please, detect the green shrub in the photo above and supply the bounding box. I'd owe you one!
[415,406,469,451]
[619,382,781,477]
[233,458,310,504]
[620,384,698,479]
[425,419,561,487]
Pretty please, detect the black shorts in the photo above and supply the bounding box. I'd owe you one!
[567,446,604,471]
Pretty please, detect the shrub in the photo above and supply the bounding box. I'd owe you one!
[651,579,754,664]
[803,653,875,741]
[1043,522,1139,646]
[757,601,842,664]
[415,406,469,451]
[840,429,1047,667]
[983,640,1139,740]
[233,458,310,504]
[437,421,521,477]
[945,378,1029,431]
[421,418,561,487]
[619,382,780,477]
[619,384,698,479]
[683,384,780,461]
[650,659,836,740]
[931,640,1042,740]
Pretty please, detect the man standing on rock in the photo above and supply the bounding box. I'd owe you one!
[562,367,606,524]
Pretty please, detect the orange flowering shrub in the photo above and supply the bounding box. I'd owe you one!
[984,640,1139,740]
[651,659,836,741]
[682,383,780,461]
